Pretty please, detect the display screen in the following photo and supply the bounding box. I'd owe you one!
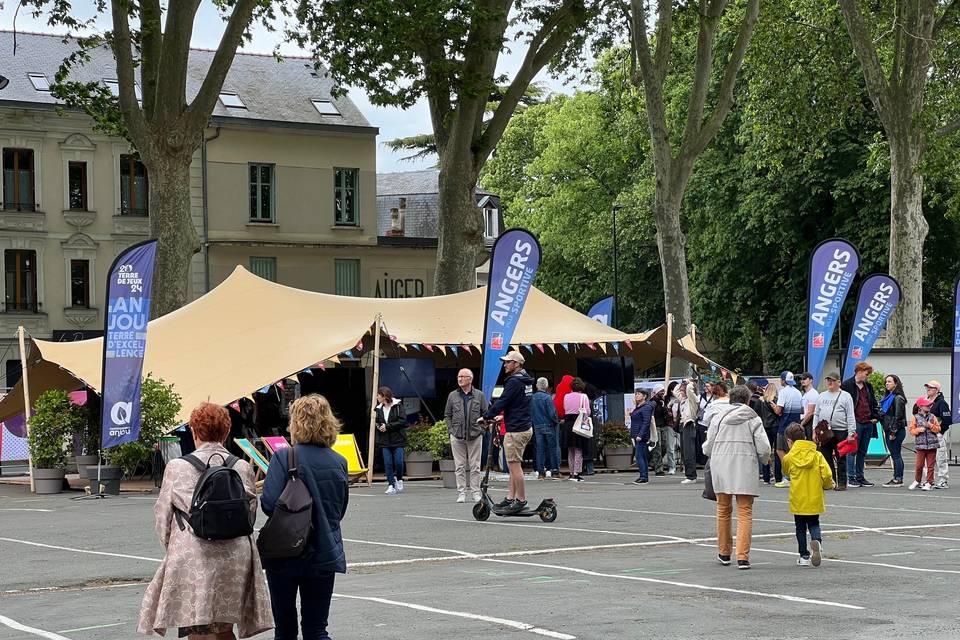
[379,358,437,398]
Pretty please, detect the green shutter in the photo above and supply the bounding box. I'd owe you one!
[334,259,360,296]
[249,257,277,282]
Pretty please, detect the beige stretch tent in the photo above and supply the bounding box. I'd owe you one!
[0,267,717,425]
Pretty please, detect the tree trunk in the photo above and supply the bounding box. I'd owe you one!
[652,168,693,337]
[885,130,927,347]
[434,154,485,295]
[145,153,200,318]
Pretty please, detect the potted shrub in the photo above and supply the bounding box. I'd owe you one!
[28,390,83,494]
[404,420,436,478]
[101,375,180,494]
[75,401,101,479]
[427,421,459,489]
[599,422,634,471]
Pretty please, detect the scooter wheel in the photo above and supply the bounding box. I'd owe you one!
[539,504,557,523]
[473,501,491,521]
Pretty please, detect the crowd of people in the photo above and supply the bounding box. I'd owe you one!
[135,355,951,636]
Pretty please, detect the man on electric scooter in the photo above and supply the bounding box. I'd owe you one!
[481,351,535,515]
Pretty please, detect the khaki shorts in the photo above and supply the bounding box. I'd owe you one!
[503,429,533,463]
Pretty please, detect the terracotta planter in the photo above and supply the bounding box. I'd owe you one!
[603,447,635,470]
[33,468,66,494]
[439,458,457,489]
[405,451,435,478]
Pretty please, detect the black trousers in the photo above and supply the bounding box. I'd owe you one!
[681,422,698,479]
[265,566,336,640]
[818,430,848,487]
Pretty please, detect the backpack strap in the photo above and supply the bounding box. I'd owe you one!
[223,454,239,469]
[180,454,207,473]
[286,446,299,480]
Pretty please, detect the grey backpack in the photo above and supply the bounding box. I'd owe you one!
[257,446,313,559]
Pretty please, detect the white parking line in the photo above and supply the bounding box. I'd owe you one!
[747,546,960,574]
[333,593,576,639]
[0,613,72,640]
[872,551,916,557]
[566,505,855,528]
[0,508,52,512]
[405,515,689,541]
[0,538,160,563]
[482,558,863,610]
[755,498,960,517]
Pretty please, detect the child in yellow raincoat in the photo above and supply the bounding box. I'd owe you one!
[782,423,835,567]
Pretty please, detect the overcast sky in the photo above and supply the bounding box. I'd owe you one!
[1,3,584,173]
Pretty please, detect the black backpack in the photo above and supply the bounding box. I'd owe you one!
[173,452,254,541]
[257,446,314,559]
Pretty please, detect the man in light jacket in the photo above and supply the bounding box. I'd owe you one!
[702,385,772,570]
[444,368,489,503]
[814,372,856,491]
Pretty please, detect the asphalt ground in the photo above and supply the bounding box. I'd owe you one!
[1,467,958,640]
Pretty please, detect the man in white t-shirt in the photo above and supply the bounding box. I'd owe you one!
[798,372,820,438]
[772,371,803,487]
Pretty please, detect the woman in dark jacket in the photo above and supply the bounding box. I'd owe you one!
[880,374,908,487]
[759,384,780,485]
[261,394,349,640]
[375,386,407,495]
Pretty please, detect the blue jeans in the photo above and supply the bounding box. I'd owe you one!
[533,424,558,473]
[885,426,907,480]
[554,425,562,472]
[634,440,649,480]
[382,446,404,486]
[265,566,335,640]
[794,514,822,558]
[848,422,874,481]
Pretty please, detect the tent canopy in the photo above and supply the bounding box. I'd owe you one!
[0,267,718,424]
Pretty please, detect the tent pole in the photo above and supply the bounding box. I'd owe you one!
[366,314,382,487]
[664,313,674,387]
[17,326,34,493]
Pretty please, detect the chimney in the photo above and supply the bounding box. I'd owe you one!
[386,207,402,236]
[398,197,406,235]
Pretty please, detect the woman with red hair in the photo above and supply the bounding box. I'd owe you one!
[139,403,272,639]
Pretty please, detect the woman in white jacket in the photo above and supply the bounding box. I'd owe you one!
[703,385,772,570]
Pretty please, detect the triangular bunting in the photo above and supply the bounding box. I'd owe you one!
[625,340,632,349]
[561,342,569,351]
[356,339,364,350]
[301,367,314,375]
[586,342,597,350]
[229,401,240,411]
[612,342,620,352]
[277,380,285,390]
[535,343,545,353]
[424,343,435,352]
[450,345,459,357]
[411,344,421,351]
[461,344,472,354]
[329,356,340,364]
[317,362,326,371]
[257,385,270,394]
[545,343,555,354]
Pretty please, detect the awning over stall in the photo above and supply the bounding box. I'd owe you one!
[0,267,721,424]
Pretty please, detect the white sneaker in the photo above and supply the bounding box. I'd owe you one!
[456,493,466,503]
[908,481,920,490]
[934,481,948,490]
[396,480,404,493]
[810,539,822,567]
[797,556,811,567]
[545,470,552,479]
[922,483,933,491]
[528,471,540,480]
[667,468,676,475]
[385,485,397,495]
[680,478,697,484]
[473,491,482,502]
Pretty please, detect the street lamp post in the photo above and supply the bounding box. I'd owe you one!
[611,204,622,329]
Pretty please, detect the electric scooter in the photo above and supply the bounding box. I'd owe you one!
[472,418,558,523]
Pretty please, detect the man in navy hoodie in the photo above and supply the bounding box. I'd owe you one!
[483,351,535,514]
[630,389,654,484]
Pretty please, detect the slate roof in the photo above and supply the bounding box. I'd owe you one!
[376,170,500,240]
[0,30,374,131]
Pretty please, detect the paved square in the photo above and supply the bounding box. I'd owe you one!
[1,468,957,639]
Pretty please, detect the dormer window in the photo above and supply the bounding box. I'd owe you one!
[104,79,142,102]
[219,92,247,109]
[28,73,50,92]
[311,99,341,116]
